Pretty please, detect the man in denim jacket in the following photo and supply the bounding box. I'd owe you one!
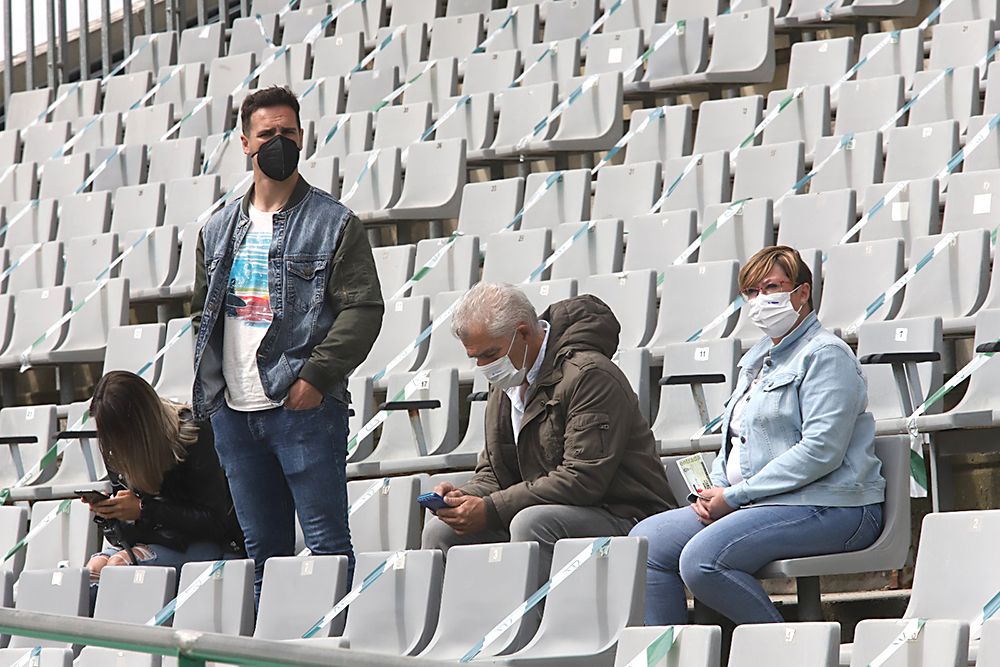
[191,87,383,600]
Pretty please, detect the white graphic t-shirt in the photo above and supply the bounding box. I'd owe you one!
[222,203,280,411]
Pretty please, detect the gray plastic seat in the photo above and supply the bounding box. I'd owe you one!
[614,346,652,422]
[9,569,88,648]
[884,120,959,184]
[312,33,365,79]
[942,169,1000,235]
[0,165,39,206]
[230,14,278,58]
[103,71,153,114]
[836,75,905,135]
[348,368,460,477]
[403,58,458,113]
[94,563,176,624]
[0,648,71,666]
[857,317,943,422]
[457,177,524,236]
[464,51,521,95]
[648,259,741,352]
[391,0,440,26]
[653,337,739,454]
[728,623,838,667]
[371,244,415,302]
[254,555,349,639]
[497,536,646,666]
[346,67,401,113]
[482,228,551,283]
[257,44,312,88]
[335,0,388,43]
[856,28,924,90]
[624,105,693,165]
[121,225,181,301]
[897,230,990,323]
[367,139,468,223]
[154,318,196,403]
[165,175,221,229]
[819,239,905,334]
[811,131,884,206]
[520,168,591,229]
[665,0,723,24]
[0,287,70,368]
[91,144,149,193]
[128,31,177,74]
[178,22,223,64]
[593,162,662,220]
[489,82,559,154]
[340,148,402,215]
[547,219,624,280]
[430,13,485,62]
[859,178,940,257]
[206,53,256,101]
[39,154,90,199]
[411,374,490,473]
[20,400,108,502]
[203,131,250,176]
[519,39,581,88]
[0,130,19,167]
[929,18,994,70]
[4,89,53,131]
[776,189,856,256]
[604,0,661,31]
[313,112,374,170]
[849,619,967,667]
[20,121,70,164]
[375,24,429,77]
[280,6,332,43]
[614,626,721,667]
[628,18,709,93]
[25,278,129,366]
[352,295,430,380]
[55,193,110,242]
[699,199,774,264]
[3,197,57,247]
[23,499,99,571]
[374,102,432,149]
[0,405,58,492]
[585,28,643,82]
[579,270,657,349]
[763,85,830,159]
[732,140,806,202]
[112,182,166,234]
[294,77,346,123]
[963,113,1000,172]
[485,5,540,52]
[908,66,981,134]
[347,475,424,552]
[787,37,854,89]
[347,375,376,463]
[542,0,597,41]
[623,210,698,274]
[153,63,205,110]
[3,240,61,295]
[410,234,479,297]
[147,137,201,182]
[123,102,174,146]
[693,96,764,155]
[436,92,495,155]
[419,542,540,660]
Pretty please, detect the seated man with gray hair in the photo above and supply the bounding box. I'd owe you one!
[423,282,673,575]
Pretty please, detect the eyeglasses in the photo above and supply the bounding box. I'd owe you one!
[741,280,796,300]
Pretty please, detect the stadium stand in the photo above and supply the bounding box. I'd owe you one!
[7,0,1000,664]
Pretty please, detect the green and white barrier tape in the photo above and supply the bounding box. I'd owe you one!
[460,537,611,662]
[515,73,602,152]
[389,231,463,301]
[348,477,390,516]
[3,499,71,562]
[729,86,806,164]
[9,645,42,667]
[301,550,406,638]
[622,627,683,667]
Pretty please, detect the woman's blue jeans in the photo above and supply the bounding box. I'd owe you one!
[631,503,883,625]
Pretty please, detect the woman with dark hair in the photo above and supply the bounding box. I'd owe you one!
[84,371,245,581]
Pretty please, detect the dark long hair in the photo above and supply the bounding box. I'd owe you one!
[90,371,197,494]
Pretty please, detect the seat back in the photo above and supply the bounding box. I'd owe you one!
[352,295,430,378]
[550,219,624,280]
[174,559,255,636]
[94,565,176,623]
[579,270,657,350]
[818,239,904,333]
[857,317,943,420]
[850,619,968,667]
[698,199,773,264]
[10,569,88,649]
[542,0,598,41]
[593,162,662,221]
[787,37,853,88]
[693,96,763,155]
[929,18,994,70]
[482,229,551,283]
[521,169,591,230]
[613,626,722,667]
[0,406,58,490]
[457,177,524,236]
[0,507,27,580]
[255,555,349,639]
[660,150,731,221]
[776,189,855,255]
[728,622,838,666]
[374,368,460,460]
[623,211,698,275]
[24,499,99,571]
[42,401,106,492]
[155,318,196,403]
[884,120,960,183]
[858,28,924,88]
[348,475,425,552]
[836,75,905,135]
[625,106,693,166]
[372,244,416,302]
[650,259,741,350]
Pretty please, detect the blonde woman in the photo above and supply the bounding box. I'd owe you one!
[84,371,245,582]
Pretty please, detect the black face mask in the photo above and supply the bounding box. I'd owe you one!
[252,134,300,182]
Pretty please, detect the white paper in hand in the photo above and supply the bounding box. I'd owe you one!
[677,454,713,496]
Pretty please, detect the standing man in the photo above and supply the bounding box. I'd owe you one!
[191,86,383,601]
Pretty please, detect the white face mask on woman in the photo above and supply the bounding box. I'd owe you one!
[748,285,804,339]
[477,331,528,390]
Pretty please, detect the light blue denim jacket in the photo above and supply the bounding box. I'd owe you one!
[711,312,886,508]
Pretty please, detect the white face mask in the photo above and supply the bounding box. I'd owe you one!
[748,285,804,339]
[477,331,528,390]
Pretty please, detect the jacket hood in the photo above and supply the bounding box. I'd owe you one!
[540,295,621,360]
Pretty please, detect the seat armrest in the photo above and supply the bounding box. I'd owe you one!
[0,436,39,445]
[976,341,1000,354]
[54,430,98,439]
[467,391,489,402]
[379,400,442,411]
[858,352,941,365]
[659,373,727,386]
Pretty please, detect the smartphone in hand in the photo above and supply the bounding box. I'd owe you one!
[417,492,450,513]
[75,490,110,505]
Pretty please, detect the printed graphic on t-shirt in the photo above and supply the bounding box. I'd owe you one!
[226,232,272,328]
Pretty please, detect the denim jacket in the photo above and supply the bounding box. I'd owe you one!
[711,312,886,508]
[191,176,384,421]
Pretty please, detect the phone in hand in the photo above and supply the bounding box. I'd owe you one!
[417,492,450,513]
[75,490,110,505]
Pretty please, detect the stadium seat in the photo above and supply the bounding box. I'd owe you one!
[373,102,433,149]
[345,68,401,113]
[485,5,540,53]
[859,178,940,257]
[786,37,854,90]
[23,498,99,572]
[907,66,981,134]
[418,542,540,660]
[547,219,624,280]
[403,58,458,113]
[430,14,486,62]
[375,26,428,78]
[623,210,698,274]
[368,139,467,222]
[39,154,90,199]
[613,346,652,422]
[883,120,960,184]
[776,189,856,255]
[542,0,598,41]
[229,15,278,58]
[731,140,805,202]
[4,90,53,131]
[693,96,764,156]
[488,82,559,154]
[3,241,62,295]
[623,105,693,165]
[0,508,27,581]
[496,536,646,666]
[613,626,721,667]
[585,28,644,82]
[763,85,830,160]
[519,169,590,230]
[857,316,943,422]
[335,0,388,44]
[351,295,430,381]
[128,31,177,74]
[347,375,377,463]
[519,39,581,88]
[929,18,994,71]
[258,44,312,88]
[2,197,56,248]
[121,226,181,301]
[627,18,709,93]
[811,131,884,208]
[728,622,839,666]
[282,6,333,43]
[410,234,479,297]
[653,337,740,454]
[148,137,201,182]
[254,555,349,639]
[698,199,774,264]
[347,475,424,552]
[659,150,731,221]
[20,121,70,164]
[836,75,905,135]
[896,231,990,323]
[942,170,1000,235]
[464,51,521,95]
[91,144,148,192]
[457,177,524,236]
[482,229,551,283]
[409,375,491,473]
[340,147,402,215]
[347,368,460,477]
[818,239,905,335]
[648,259,741,352]
[8,569,88,649]
[54,193,106,242]
[312,33,365,80]
[579,270,658,349]
[371,243,416,301]
[592,162,662,220]
[178,22,224,64]
[664,0,723,25]
[0,165,39,205]
[416,290,476,379]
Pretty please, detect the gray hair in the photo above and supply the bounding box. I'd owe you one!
[452,282,541,340]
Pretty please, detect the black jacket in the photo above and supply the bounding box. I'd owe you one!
[104,417,245,555]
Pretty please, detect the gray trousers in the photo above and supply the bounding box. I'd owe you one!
[421,504,636,580]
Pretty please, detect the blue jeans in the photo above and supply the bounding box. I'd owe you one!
[630,503,883,625]
[211,399,354,605]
